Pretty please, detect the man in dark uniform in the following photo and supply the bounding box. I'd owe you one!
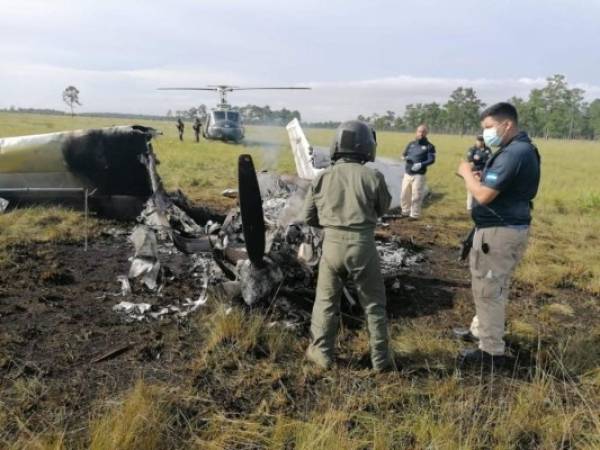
[176,118,184,141]
[465,135,492,210]
[400,124,436,219]
[192,117,202,142]
[302,120,393,372]
[456,102,541,368]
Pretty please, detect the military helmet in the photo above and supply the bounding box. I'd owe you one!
[330,120,377,162]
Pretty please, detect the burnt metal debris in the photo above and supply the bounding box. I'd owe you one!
[114,142,422,323]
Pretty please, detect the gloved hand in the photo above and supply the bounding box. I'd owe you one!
[411,162,422,171]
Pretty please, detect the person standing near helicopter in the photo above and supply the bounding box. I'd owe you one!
[176,118,185,141]
[192,117,202,142]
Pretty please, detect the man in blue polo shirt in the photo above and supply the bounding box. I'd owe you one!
[400,124,436,219]
[456,102,541,368]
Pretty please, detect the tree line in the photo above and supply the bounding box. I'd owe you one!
[356,74,600,140]
[3,74,600,140]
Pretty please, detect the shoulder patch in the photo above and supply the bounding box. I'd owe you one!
[485,171,499,183]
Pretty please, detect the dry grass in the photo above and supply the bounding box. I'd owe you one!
[89,380,169,450]
[7,433,66,450]
[3,320,599,449]
[183,307,599,449]
[0,376,63,450]
[193,304,303,369]
[391,323,460,370]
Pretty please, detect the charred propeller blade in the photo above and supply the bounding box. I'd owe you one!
[238,154,266,267]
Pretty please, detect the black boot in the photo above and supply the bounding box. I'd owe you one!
[458,348,505,369]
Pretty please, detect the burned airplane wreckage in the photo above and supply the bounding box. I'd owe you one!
[116,152,421,322]
[113,120,421,322]
[0,121,421,323]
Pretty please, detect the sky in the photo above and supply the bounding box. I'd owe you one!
[1,0,600,121]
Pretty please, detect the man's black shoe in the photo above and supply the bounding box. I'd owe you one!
[452,327,479,343]
[458,348,505,369]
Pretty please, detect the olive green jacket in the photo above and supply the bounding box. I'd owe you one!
[301,160,391,232]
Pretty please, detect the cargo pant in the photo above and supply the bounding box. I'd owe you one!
[469,227,529,355]
[307,228,391,371]
[400,173,426,218]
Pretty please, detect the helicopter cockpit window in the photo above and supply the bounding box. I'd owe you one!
[213,111,226,120]
[226,111,240,122]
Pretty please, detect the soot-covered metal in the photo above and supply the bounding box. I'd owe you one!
[0,125,158,219]
[62,126,154,197]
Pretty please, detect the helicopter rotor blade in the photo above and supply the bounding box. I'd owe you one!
[230,87,311,91]
[157,87,218,91]
[157,86,311,92]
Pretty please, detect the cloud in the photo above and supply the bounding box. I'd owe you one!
[1,0,599,122]
[2,63,600,121]
[0,63,244,115]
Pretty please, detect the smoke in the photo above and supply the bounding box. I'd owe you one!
[259,143,283,171]
[244,125,286,171]
[277,188,308,228]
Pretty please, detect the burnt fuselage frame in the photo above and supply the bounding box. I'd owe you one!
[0,125,157,219]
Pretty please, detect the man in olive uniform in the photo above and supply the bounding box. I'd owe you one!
[302,120,393,372]
[465,135,492,210]
[456,102,540,368]
[176,118,184,141]
[192,117,202,142]
[400,124,436,219]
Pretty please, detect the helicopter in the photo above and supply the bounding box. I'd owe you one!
[157,85,310,143]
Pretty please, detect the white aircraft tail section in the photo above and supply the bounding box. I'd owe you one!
[286,119,404,209]
[286,118,320,180]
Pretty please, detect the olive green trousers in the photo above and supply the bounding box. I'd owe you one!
[307,228,391,371]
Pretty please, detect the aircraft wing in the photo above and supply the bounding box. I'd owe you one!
[286,119,403,209]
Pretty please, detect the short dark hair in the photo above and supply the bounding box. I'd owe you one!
[476,135,484,142]
[479,102,518,124]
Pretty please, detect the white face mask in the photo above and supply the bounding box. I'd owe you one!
[483,127,503,147]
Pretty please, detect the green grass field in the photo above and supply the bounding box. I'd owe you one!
[1,113,599,449]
